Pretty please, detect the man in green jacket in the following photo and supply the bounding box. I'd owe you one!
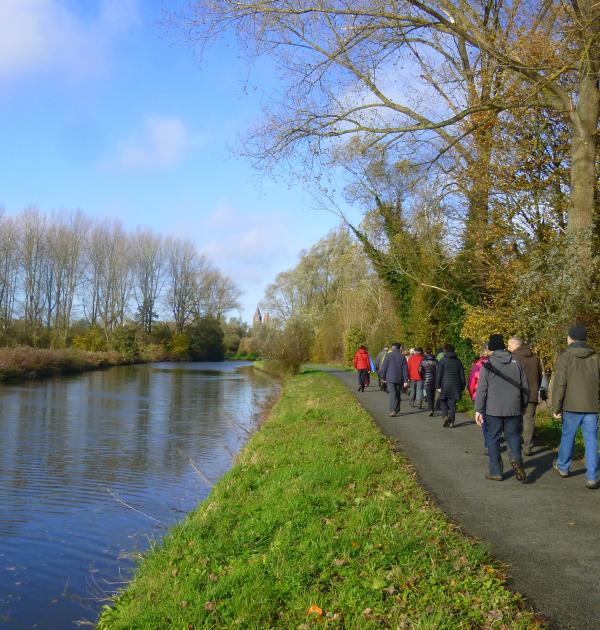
[551,325,600,489]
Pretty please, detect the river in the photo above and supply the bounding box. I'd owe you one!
[0,362,277,629]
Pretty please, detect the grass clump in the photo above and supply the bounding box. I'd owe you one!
[98,372,542,629]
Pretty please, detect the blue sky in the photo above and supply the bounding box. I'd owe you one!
[0,0,358,323]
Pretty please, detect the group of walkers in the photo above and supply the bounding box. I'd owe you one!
[353,324,600,488]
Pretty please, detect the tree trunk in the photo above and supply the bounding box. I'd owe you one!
[567,71,599,318]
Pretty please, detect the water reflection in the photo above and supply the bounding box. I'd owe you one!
[0,362,276,629]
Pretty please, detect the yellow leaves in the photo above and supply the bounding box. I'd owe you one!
[461,304,516,346]
[307,604,323,616]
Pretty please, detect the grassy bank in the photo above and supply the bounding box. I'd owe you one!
[0,346,130,382]
[98,372,540,629]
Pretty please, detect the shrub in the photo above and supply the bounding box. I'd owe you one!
[344,325,367,366]
[260,317,313,374]
[111,325,139,362]
[186,317,225,361]
[72,325,107,352]
[170,333,190,359]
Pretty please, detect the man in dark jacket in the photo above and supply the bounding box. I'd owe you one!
[509,336,543,456]
[551,325,600,489]
[380,342,409,417]
[436,344,465,427]
[375,346,389,392]
[419,350,437,417]
[475,334,529,482]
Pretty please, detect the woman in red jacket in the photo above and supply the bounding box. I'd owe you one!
[353,345,371,392]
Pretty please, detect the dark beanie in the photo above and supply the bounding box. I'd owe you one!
[488,334,505,351]
[568,324,587,341]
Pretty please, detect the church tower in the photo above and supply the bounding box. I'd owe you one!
[253,306,263,328]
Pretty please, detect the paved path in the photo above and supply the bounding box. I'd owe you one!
[333,371,600,630]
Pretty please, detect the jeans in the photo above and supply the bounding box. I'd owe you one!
[481,415,489,449]
[388,383,402,414]
[557,412,599,482]
[409,380,423,405]
[522,402,538,452]
[440,398,457,421]
[377,372,387,392]
[486,415,523,476]
[357,369,369,390]
[425,388,436,412]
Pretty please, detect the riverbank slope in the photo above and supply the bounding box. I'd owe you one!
[0,346,131,382]
[98,371,540,629]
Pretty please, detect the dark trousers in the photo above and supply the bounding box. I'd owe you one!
[482,415,489,449]
[425,388,436,412]
[357,369,369,390]
[486,415,523,476]
[388,382,402,414]
[440,398,457,420]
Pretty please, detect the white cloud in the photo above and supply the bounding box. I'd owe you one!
[107,116,203,171]
[0,0,138,81]
[196,205,297,316]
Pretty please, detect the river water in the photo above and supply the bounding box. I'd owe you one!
[0,362,277,629]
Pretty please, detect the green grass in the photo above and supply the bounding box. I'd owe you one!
[98,372,542,629]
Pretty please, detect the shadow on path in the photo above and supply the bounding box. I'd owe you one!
[333,374,600,630]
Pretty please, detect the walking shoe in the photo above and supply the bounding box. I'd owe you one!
[553,461,569,478]
[510,460,527,482]
[585,479,599,489]
[388,412,396,417]
[428,411,434,417]
[442,417,450,427]
[485,474,503,481]
[448,419,454,428]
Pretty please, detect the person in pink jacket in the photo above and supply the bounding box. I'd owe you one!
[468,344,491,452]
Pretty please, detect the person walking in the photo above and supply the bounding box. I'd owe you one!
[407,347,425,408]
[419,349,437,416]
[436,344,465,427]
[468,344,491,453]
[380,342,409,417]
[475,334,529,483]
[508,336,543,456]
[550,325,600,489]
[375,346,389,391]
[353,345,370,392]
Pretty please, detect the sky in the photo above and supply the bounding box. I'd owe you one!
[0,0,359,323]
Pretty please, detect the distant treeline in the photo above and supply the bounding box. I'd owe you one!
[0,208,245,360]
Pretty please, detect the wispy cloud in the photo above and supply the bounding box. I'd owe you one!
[0,0,138,81]
[105,116,203,171]
[199,202,294,285]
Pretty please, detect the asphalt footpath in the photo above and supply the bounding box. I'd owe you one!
[333,371,600,630]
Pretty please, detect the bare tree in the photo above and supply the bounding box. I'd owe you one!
[19,208,47,334]
[0,213,18,332]
[131,228,164,333]
[164,237,200,332]
[45,211,89,344]
[182,0,600,310]
[193,267,242,320]
[87,221,133,338]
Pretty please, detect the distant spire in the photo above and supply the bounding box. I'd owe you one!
[253,306,262,326]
